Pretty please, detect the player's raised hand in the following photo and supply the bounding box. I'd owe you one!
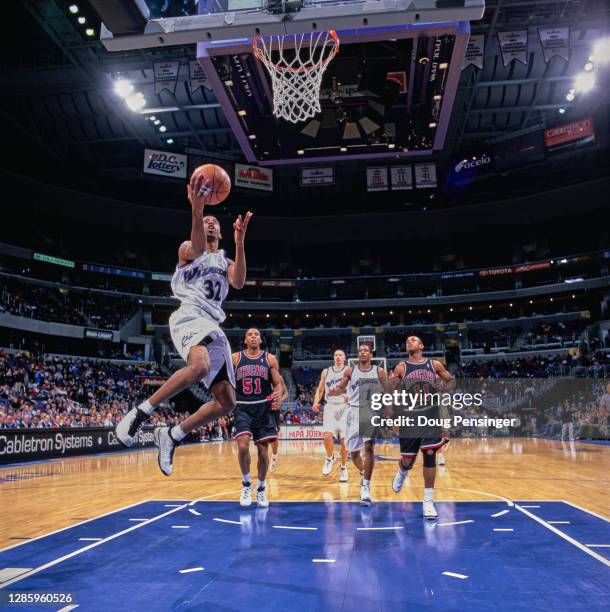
[233,211,253,245]
[187,174,212,212]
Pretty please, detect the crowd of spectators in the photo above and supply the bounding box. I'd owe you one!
[299,335,351,359]
[523,320,585,349]
[466,327,521,351]
[0,279,139,330]
[0,350,185,430]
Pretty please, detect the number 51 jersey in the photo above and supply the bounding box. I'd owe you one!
[171,249,229,323]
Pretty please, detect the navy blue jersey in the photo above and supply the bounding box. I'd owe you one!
[235,350,273,403]
[399,358,437,394]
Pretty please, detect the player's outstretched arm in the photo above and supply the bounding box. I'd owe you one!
[433,360,456,391]
[328,368,351,397]
[312,369,328,411]
[228,211,253,289]
[188,174,209,256]
[268,354,288,410]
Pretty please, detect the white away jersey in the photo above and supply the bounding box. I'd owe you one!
[348,365,381,407]
[324,365,348,404]
[171,249,230,323]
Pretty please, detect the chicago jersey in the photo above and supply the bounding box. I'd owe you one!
[171,249,229,323]
[235,350,273,403]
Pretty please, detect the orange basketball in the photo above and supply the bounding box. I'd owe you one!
[190,164,231,206]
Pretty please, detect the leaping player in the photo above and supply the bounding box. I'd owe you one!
[232,328,287,507]
[328,344,390,505]
[312,350,349,482]
[115,172,252,476]
[390,335,455,519]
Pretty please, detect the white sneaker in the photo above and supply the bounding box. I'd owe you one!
[256,486,269,508]
[392,467,409,493]
[269,454,278,473]
[153,427,177,476]
[115,407,148,447]
[360,481,372,506]
[423,500,437,519]
[322,455,336,476]
[339,465,348,482]
[438,454,446,466]
[240,481,253,507]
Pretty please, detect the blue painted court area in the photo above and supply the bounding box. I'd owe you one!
[0,501,608,611]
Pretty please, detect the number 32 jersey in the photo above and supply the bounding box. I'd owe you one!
[171,249,230,323]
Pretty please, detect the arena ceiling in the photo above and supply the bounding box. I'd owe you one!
[2,0,610,209]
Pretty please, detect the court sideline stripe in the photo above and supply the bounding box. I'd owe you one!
[0,499,152,553]
[0,504,188,590]
[514,504,610,568]
[0,489,239,590]
[561,501,610,523]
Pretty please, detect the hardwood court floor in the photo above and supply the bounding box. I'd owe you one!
[1,437,608,549]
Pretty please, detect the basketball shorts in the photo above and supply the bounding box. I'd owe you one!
[233,401,278,445]
[169,304,235,390]
[344,404,378,452]
[399,437,449,457]
[322,400,348,437]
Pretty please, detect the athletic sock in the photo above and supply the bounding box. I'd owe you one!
[258,479,266,490]
[399,465,409,475]
[424,487,434,502]
[362,478,370,486]
[139,399,155,416]
[243,474,251,486]
[170,424,187,442]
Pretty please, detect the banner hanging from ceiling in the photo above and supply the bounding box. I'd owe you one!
[498,31,529,66]
[463,34,485,70]
[538,27,570,63]
[154,61,180,94]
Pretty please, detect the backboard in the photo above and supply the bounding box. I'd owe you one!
[100,1,485,164]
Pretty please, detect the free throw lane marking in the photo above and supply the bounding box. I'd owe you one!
[78,538,102,541]
[0,568,32,583]
[171,526,190,529]
[491,510,509,518]
[179,567,204,574]
[548,521,570,524]
[57,605,79,612]
[437,520,474,527]
[312,559,336,563]
[586,544,610,548]
[515,504,610,568]
[356,526,403,531]
[213,518,242,525]
[493,528,514,532]
[189,509,202,516]
[442,571,468,579]
[272,525,318,531]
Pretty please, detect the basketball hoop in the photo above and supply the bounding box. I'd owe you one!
[253,30,340,123]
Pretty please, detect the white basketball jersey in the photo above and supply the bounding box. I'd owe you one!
[324,365,348,404]
[170,249,229,323]
[348,364,381,407]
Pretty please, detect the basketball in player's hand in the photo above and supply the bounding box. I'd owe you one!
[190,164,231,206]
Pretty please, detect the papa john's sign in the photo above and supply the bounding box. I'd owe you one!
[234,163,273,191]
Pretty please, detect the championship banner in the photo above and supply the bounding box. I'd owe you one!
[300,167,334,186]
[366,167,389,191]
[390,166,413,190]
[463,34,485,70]
[188,59,212,93]
[414,163,437,189]
[143,149,188,179]
[544,117,595,152]
[234,163,273,191]
[497,31,528,66]
[538,27,570,63]
[154,61,180,95]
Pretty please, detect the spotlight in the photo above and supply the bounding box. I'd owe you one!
[297,149,304,155]
[148,115,156,121]
[558,108,566,114]
[592,38,610,63]
[125,92,146,112]
[248,134,256,140]
[159,125,167,132]
[166,138,174,144]
[340,147,347,152]
[115,79,134,97]
[85,28,95,37]
[69,4,79,14]
[78,16,86,24]
[153,119,161,125]
[565,91,575,102]
[573,71,596,93]
[584,62,594,72]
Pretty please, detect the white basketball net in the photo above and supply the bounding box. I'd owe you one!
[253,30,340,124]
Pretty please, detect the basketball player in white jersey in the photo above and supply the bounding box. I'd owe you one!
[390,336,455,518]
[115,173,252,476]
[328,344,389,505]
[312,350,349,482]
